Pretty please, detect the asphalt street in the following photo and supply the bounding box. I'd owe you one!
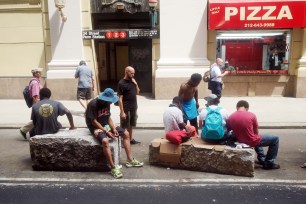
[1,182,306,204]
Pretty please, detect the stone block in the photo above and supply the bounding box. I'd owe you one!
[149,137,255,177]
[29,128,121,171]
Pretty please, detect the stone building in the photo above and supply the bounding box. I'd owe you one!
[1,0,306,100]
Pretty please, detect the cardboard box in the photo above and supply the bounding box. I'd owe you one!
[151,138,182,163]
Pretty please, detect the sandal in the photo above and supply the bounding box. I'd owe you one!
[300,163,306,168]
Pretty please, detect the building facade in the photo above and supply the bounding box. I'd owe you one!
[1,0,306,100]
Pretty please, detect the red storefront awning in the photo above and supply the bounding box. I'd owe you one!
[208,0,306,30]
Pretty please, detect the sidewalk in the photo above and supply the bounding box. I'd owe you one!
[1,95,306,129]
[1,96,306,183]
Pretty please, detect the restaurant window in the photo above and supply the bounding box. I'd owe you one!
[216,30,291,74]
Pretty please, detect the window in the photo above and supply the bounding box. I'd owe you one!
[216,30,290,74]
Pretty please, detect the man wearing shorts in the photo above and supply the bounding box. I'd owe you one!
[85,88,143,179]
[75,60,94,109]
[118,66,140,144]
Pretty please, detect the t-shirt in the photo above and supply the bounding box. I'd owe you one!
[210,63,222,83]
[163,105,184,133]
[29,78,41,99]
[75,65,93,88]
[227,110,262,147]
[85,98,111,133]
[117,79,137,111]
[31,99,66,136]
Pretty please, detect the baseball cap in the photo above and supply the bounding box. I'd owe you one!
[98,88,119,104]
[31,68,43,73]
[204,94,218,102]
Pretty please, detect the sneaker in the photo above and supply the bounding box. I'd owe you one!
[130,139,140,145]
[110,167,123,179]
[125,158,144,168]
[262,163,280,170]
[19,128,27,140]
[255,160,265,166]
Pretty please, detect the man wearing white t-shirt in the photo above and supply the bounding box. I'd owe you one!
[210,58,229,98]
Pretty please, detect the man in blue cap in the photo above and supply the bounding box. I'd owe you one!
[85,88,143,179]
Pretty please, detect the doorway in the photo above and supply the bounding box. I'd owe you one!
[96,40,152,93]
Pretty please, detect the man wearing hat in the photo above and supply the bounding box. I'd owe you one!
[199,94,229,144]
[85,88,143,179]
[20,67,43,139]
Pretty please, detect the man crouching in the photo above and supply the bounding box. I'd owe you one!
[85,88,143,179]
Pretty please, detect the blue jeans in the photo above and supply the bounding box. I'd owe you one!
[255,135,279,165]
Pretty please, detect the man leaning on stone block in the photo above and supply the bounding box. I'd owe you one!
[85,88,143,179]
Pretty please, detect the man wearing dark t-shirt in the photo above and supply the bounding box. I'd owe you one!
[31,88,75,137]
[85,88,143,179]
[227,100,280,170]
[118,66,140,145]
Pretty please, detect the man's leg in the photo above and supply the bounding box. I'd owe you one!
[20,121,34,139]
[257,134,280,169]
[78,99,87,109]
[189,118,198,134]
[77,88,87,109]
[127,110,140,144]
[117,127,143,168]
[95,130,122,178]
[121,129,133,161]
[254,146,266,165]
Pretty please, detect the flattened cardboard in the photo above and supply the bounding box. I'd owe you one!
[214,145,226,152]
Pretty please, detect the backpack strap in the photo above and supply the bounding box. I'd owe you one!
[29,78,39,86]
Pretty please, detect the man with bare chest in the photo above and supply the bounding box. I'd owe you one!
[178,73,202,134]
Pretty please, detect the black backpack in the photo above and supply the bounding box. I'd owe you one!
[23,79,38,108]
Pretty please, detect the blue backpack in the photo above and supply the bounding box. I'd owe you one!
[201,106,224,140]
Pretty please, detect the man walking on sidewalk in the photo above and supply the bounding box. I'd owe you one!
[118,66,140,145]
[227,100,280,170]
[20,67,43,139]
[75,60,95,109]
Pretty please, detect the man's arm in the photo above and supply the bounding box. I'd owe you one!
[91,76,95,91]
[194,89,199,109]
[74,68,79,79]
[64,108,76,130]
[118,95,126,120]
[218,71,229,78]
[132,78,140,94]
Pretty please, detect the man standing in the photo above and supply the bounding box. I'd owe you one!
[31,88,75,136]
[118,66,140,145]
[210,58,229,98]
[269,50,283,70]
[20,67,43,139]
[227,100,280,170]
[85,88,143,179]
[75,60,95,109]
[178,73,202,134]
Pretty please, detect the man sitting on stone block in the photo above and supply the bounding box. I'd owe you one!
[199,94,230,144]
[30,88,75,137]
[85,88,143,179]
[163,96,197,136]
[227,100,280,170]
